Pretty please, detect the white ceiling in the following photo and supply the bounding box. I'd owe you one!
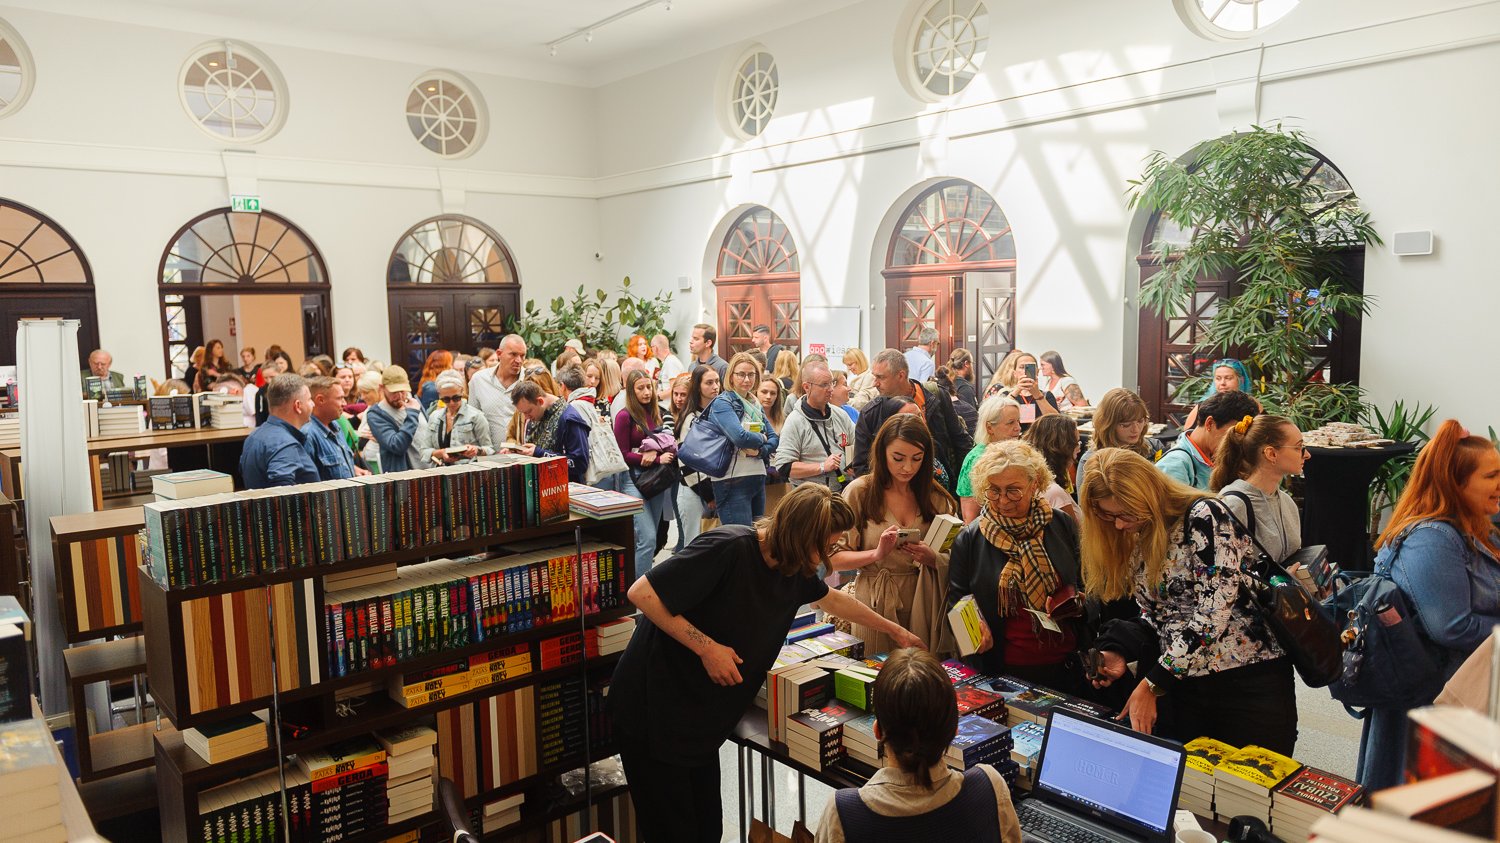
[16,0,863,86]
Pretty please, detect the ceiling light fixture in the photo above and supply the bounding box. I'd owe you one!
[545,0,670,56]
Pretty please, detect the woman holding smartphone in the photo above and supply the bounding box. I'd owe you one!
[1000,351,1058,432]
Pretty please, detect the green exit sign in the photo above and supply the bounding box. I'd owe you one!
[231,195,261,213]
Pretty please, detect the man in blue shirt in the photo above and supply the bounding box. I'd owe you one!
[302,375,362,481]
[903,327,938,383]
[240,373,319,489]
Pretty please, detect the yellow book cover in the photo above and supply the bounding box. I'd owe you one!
[1215,745,1301,790]
[1184,737,1238,775]
[946,595,985,656]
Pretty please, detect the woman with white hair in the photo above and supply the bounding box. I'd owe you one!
[414,368,494,465]
[956,394,1023,521]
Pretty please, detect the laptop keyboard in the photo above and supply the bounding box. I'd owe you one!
[1016,800,1117,843]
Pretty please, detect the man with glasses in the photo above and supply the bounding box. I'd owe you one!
[772,361,857,489]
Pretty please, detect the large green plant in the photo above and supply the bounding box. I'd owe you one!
[504,277,676,362]
[1365,400,1438,542]
[1129,125,1382,429]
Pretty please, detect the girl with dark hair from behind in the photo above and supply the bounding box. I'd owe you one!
[814,647,1022,843]
[1024,413,1083,521]
[934,360,979,438]
[1210,414,1306,563]
[1355,420,1500,790]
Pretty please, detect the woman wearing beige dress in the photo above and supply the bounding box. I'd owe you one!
[832,414,959,655]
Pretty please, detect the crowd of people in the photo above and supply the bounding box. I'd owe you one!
[205,324,1498,840]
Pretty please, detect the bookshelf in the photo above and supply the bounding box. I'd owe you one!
[141,488,637,843]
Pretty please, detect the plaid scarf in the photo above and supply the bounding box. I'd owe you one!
[978,497,1057,617]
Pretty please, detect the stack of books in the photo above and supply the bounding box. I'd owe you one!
[183,712,269,763]
[596,616,635,656]
[295,737,390,840]
[567,482,643,518]
[537,677,587,768]
[1009,721,1045,788]
[945,714,1013,772]
[1179,737,1236,818]
[376,725,438,825]
[979,675,1112,727]
[843,712,881,767]
[0,719,64,843]
[785,702,861,770]
[833,664,879,710]
[954,685,1006,721]
[799,630,863,659]
[152,469,233,501]
[1311,805,1492,843]
[321,561,398,593]
[95,403,143,436]
[198,767,301,842]
[0,597,33,724]
[766,662,832,743]
[1272,765,1364,841]
[0,415,18,449]
[387,643,533,709]
[788,620,834,645]
[484,793,525,832]
[1211,745,1300,824]
[201,392,246,428]
[540,630,598,670]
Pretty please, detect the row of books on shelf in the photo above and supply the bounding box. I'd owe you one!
[145,455,571,588]
[0,596,34,724]
[148,392,246,431]
[323,542,628,679]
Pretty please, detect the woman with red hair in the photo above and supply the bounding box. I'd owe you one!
[416,350,454,411]
[627,334,657,379]
[1356,419,1500,789]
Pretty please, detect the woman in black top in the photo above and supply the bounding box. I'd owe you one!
[610,484,923,843]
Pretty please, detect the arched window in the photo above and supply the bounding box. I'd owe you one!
[1136,150,1363,425]
[0,199,97,367]
[158,209,330,378]
[387,215,520,380]
[884,179,1015,384]
[713,207,801,358]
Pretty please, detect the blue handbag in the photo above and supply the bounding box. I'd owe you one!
[677,405,736,479]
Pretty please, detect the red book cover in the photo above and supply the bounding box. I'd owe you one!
[954,687,1006,720]
[310,761,389,794]
[1274,766,1363,813]
[538,456,569,522]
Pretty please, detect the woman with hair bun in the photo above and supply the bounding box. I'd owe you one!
[1355,420,1500,790]
[814,647,1022,843]
[1211,414,1306,563]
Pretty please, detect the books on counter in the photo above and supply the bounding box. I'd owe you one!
[785,702,862,770]
[147,457,571,588]
[1271,764,1363,840]
[947,595,984,656]
[183,711,269,763]
[324,543,626,679]
[1310,805,1493,843]
[768,663,833,744]
[567,482,643,518]
[1211,745,1300,824]
[843,713,882,767]
[1009,721,1045,787]
[152,468,233,501]
[833,665,879,711]
[0,718,64,843]
[1180,737,1236,818]
[953,686,1006,722]
[976,674,1112,726]
[1407,705,1500,781]
[1370,769,1493,838]
[946,714,1012,771]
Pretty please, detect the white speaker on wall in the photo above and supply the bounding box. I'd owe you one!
[1393,230,1434,256]
[677,275,692,291]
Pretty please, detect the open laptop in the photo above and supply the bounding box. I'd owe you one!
[1015,710,1186,843]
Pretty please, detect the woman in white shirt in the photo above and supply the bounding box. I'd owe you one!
[1038,350,1083,409]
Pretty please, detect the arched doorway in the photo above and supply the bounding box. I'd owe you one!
[883,179,1015,384]
[387,215,520,381]
[1135,150,1364,426]
[0,199,98,368]
[713,206,801,358]
[159,208,331,378]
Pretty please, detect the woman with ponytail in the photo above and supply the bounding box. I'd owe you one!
[1355,420,1500,790]
[815,648,1022,843]
[1211,414,1306,562]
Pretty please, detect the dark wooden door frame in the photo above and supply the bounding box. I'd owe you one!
[157,285,332,378]
[713,278,802,360]
[883,264,1016,377]
[0,288,102,369]
[387,286,521,381]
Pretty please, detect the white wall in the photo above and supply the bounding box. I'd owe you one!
[1,0,1496,429]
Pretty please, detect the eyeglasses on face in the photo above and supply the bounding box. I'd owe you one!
[732,370,758,380]
[1090,500,1144,527]
[807,381,833,390]
[982,485,1028,502]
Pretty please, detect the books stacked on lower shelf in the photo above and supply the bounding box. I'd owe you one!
[568,482,644,518]
[197,767,298,843]
[483,793,525,833]
[596,616,635,656]
[0,719,64,843]
[183,711,269,763]
[1179,737,1235,818]
[321,561,398,593]
[1210,745,1300,825]
[296,737,390,840]
[785,702,862,770]
[843,712,881,767]
[375,725,438,825]
[538,676,588,768]
[1009,721,1045,789]
[1311,805,1494,843]
[946,714,1013,773]
[1271,764,1364,841]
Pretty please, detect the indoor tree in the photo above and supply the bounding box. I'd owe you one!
[1129,125,1381,429]
[505,277,675,363]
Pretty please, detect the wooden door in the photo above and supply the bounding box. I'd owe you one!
[0,292,100,369]
[454,289,520,353]
[963,271,1015,386]
[389,292,455,382]
[715,280,801,359]
[300,293,330,359]
[884,274,956,361]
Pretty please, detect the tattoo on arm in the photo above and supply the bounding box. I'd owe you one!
[685,624,709,646]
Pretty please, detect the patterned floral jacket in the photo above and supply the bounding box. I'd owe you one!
[1134,498,1284,686]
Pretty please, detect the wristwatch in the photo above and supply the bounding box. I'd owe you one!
[1144,677,1168,698]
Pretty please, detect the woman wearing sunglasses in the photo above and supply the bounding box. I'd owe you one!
[414,369,495,465]
[945,440,1087,690]
[1079,448,1296,755]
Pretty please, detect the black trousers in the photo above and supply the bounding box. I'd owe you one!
[1168,657,1297,756]
[618,738,723,843]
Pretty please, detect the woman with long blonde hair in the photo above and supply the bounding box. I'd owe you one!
[1079,448,1295,755]
[706,352,779,526]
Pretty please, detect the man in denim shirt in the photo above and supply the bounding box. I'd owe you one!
[240,373,319,489]
[302,375,363,481]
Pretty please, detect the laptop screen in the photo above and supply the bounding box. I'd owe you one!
[1034,710,1185,839]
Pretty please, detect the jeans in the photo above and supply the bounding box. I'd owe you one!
[712,474,765,527]
[622,473,671,568]
[675,482,705,550]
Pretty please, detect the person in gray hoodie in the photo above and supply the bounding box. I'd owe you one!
[773,360,857,490]
[1211,414,1307,562]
